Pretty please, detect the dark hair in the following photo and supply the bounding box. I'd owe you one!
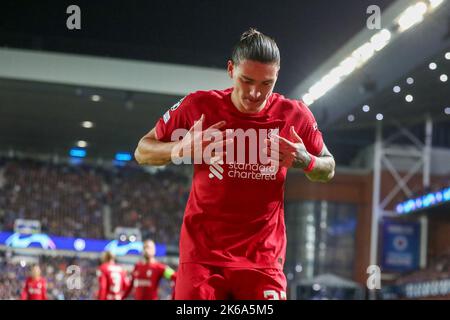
[101,251,115,263]
[231,28,280,66]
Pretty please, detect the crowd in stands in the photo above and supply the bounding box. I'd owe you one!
[0,157,191,245]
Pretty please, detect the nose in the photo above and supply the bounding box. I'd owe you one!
[248,86,262,100]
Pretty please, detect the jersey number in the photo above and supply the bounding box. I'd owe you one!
[110,272,122,293]
[263,290,287,300]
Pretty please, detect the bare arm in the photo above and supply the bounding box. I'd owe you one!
[134,127,180,166]
[134,115,228,166]
[294,143,335,183]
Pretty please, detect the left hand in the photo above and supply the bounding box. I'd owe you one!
[265,126,311,169]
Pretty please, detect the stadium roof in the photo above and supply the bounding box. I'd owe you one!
[0,0,449,165]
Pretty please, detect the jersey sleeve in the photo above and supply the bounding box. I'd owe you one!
[154,94,196,142]
[122,265,136,300]
[121,270,131,299]
[21,279,29,300]
[96,268,108,300]
[295,100,324,156]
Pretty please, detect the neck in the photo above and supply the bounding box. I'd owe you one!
[231,90,266,114]
[145,257,155,263]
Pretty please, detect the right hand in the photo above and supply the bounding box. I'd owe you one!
[171,114,232,164]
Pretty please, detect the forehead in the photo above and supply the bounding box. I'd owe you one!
[235,60,279,80]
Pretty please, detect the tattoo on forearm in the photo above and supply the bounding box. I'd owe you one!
[292,146,311,169]
[305,156,335,182]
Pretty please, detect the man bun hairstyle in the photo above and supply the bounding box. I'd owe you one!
[231,28,280,66]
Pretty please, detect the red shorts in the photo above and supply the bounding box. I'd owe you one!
[174,263,287,300]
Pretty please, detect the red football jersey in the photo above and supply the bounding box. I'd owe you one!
[21,277,47,300]
[124,261,174,300]
[96,262,129,300]
[155,88,324,270]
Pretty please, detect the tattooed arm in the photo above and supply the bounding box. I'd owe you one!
[270,126,335,183]
[293,143,335,183]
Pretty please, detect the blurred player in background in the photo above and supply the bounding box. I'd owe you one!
[123,239,176,300]
[21,264,48,300]
[96,251,129,300]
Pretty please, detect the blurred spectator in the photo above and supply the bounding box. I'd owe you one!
[0,157,190,245]
[0,252,99,300]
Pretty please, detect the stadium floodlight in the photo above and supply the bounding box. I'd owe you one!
[308,81,327,101]
[440,74,448,82]
[81,121,94,128]
[320,73,340,92]
[302,93,314,105]
[352,42,375,66]
[362,105,370,112]
[90,94,102,102]
[429,62,437,70]
[445,52,450,60]
[405,94,414,102]
[406,77,414,85]
[429,0,445,9]
[300,1,438,106]
[312,284,321,291]
[397,2,428,32]
[444,107,450,115]
[339,57,358,76]
[69,148,86,158]
[76,140,88,148]
[347,114,355,122]
[393,86,401,93]
[370,29,392,51]
[376,113,384,121]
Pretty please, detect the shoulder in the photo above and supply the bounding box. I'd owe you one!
[271,93,310,113]
[184,88,231,104]
[274,94,318,124]
[165,89,229,120]
[154,261,166,270]
[98,264,106,273]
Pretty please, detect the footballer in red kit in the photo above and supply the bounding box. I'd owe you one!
[135,29,335,300]
[123,239,176,300]
[97,251,130,300]
[21,265,48,300]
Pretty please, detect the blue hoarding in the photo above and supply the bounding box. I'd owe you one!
[381,220,420,272]
[0,232,166,257]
